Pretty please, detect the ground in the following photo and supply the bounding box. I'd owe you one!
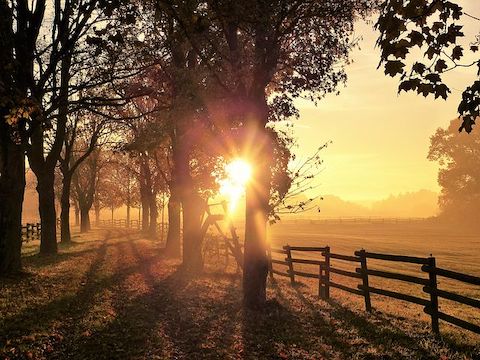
[1,228,479,360]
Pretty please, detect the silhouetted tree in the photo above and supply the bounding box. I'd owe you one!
[376,0,479,132]
[1,0,146,268]
[428,119,480,225]
[0,0,42,273]
[161,0,376,307]
[73,149,108,232]
[58,113,107,242]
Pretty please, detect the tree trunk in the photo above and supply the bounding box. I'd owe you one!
[181,192,204,272]
[149,192,158,238]
[94,207,100,226]
[242,120,272,309]
[74,203,79,226]
[60,173,72,243]
[171,132,204,271]
[243,180,269,309]
[37,172,58,254]
[141,197,149,232]
[80,206,91,233]
[0,139,25,274]
[165,193,181,257]
[126,203,130,228]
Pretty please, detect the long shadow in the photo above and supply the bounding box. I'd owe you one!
[0,231,161,352]
[65,268,188,358]
[240,297,325,359]
[126,241,332,359]
[0,234,110,344]
[326,297,479,359]
[21,233,144,270]
[8,231,476,360]
[289,285,477,359]
[22,247,103,268]
[66,237,243,359]
[245,279,353,359]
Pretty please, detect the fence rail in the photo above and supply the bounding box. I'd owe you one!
[97,219,167,232]
[269,245,480,336]
[295,217,429,225]
[21,223,41,242]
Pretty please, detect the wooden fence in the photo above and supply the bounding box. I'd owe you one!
[268,245,480,336]
[96,219,168,238]
[292,217,428,225]
[21,223,41,242]
[97,219,137,228]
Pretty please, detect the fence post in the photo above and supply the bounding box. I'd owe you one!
[426,256,440,334]
[324,246,331,299]
[267,244,273,280]
[359,249,372,312]
[285,245,295,285]
[319,263,325,298]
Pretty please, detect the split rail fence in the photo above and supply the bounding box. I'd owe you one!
[96,219,168,240]
[21,223,41,242]
[268,245,480,336]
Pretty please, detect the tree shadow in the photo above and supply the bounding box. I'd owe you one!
[0,231,162,356]
[3,233,478,360]
[285,284,478,360]
[63,237,245,359]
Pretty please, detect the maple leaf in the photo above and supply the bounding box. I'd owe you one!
[384,60,405,77]
[434,59,448,73]
[452,45,463,60]
[434,83,450,99]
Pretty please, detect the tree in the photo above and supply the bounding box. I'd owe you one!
[160,0,376,308]
[428,119,480,225]
[1,0,145,261]
[376,0,480,132]
[114,156,140,228]
[58,113,107,242]
[96,161,125,222]
[0,0,42,273]
[99,154,141,227]
[72,149,107,232]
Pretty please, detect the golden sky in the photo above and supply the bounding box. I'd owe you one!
[292,1,480,203]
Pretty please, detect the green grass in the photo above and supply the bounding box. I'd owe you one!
[0,227,479,359]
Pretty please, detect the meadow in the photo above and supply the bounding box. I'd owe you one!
[267,219,480,275]
[263,219,480,344]
[2,227,479,359]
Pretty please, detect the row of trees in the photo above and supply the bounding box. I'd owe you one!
[1,0,478,308]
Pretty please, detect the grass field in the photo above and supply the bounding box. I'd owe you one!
[2,228,480,359]
[261,220,480,344]
[267,220,480,276]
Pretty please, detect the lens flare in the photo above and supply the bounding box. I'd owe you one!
[219,159,252,213]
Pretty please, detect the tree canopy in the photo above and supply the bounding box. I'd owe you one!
[428,119,480,225]
[376,0,480,132]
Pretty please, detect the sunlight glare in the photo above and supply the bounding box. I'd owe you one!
[219,159,252,213]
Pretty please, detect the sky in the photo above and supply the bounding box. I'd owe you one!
[289,1,480,204]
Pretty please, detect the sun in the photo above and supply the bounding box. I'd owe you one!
[219,158,252,213]
[226,158,252,184]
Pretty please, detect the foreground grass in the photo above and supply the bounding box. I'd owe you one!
[0,229,479,359]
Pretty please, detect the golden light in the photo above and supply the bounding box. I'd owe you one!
[219,158,252,213]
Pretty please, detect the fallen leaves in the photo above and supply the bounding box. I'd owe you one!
[0,229,478,360]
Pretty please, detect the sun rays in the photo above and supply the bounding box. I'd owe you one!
[219,159,252,213]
